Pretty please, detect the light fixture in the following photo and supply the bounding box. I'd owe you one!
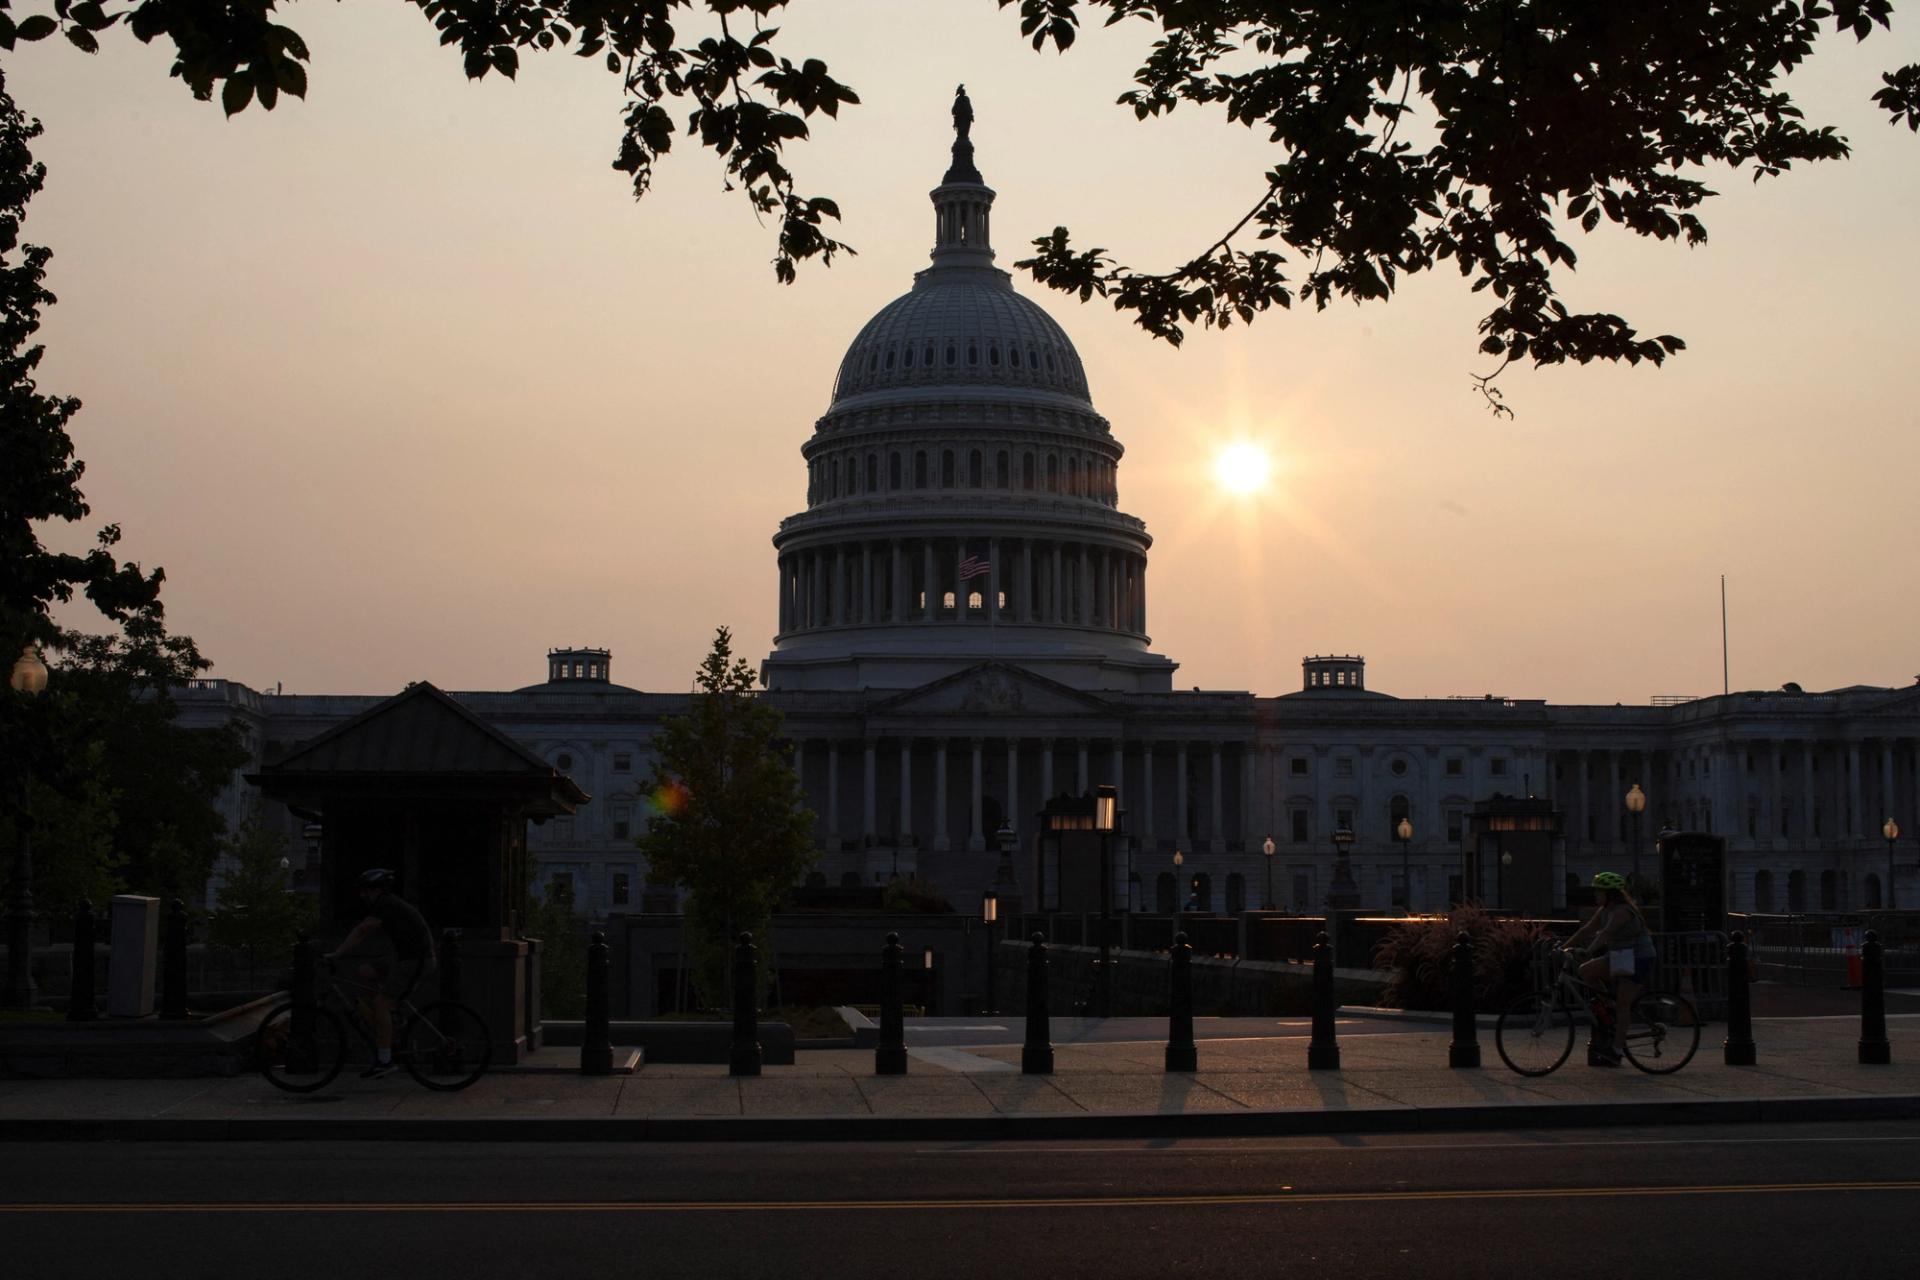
[1624,783,1646,814]
[9,645,48,697]
[1396,817,1413,843]
[981,889,998,924]
[1262,836,1276,858]
[1095,783,1118,833]
[1173,848,1184,868]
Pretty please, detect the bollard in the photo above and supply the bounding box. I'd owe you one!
[1164,932,1197,1073]
[439,929,462,1005]
[581,930,612,1076]
[729,931,761,1077]
[66,899,98,1022]
[875,932,907,1075]
[1724,931,1757,1066]
[1859,930,1891,1065]
[1447,930,1481,1068]
[1307,930,1340,1070]
[1021,932,1053,1075]
[160,897,189,1020]
[289,932,317,1073]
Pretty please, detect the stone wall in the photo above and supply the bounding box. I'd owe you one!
[992,941,1385,1017]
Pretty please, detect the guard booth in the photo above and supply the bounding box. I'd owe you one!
[251,681,587,1062]
[1655,830,1727,933]
[1467,794,1563,914]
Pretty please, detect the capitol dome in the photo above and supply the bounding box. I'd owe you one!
[763,88,1176,695]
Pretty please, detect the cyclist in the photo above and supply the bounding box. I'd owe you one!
[1561,871,1657,1066]
[324,868,436,1078]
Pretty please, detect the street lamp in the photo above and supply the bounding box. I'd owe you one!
[1261,835,1276,910]
[1329,824,1357,910]
[981,889,998,1014]
[1395,817,1414,913]
[1624,782,1647,886]
[1094,783,1118,1018]
[7,644,49,1010]
[1885,818,1901,911]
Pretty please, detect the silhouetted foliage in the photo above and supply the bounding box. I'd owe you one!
[525,879,588,1019]
[208,809,317,966]
[1373,904,1550,1011]
[636,626,816,1007]
[5,3,1915,403]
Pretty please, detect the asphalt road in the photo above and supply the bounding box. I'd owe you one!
[5,1123,1915,1278]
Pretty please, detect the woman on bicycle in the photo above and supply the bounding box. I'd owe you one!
[1562,871,1657,1066]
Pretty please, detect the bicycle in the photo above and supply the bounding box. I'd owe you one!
[257,958,492,1093]
[1494,943,1700,1076]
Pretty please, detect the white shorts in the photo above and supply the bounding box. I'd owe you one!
[1607,947,1637,977]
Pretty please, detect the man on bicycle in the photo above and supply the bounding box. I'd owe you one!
[324,868,436,1078]
[1562,871,1657,1067]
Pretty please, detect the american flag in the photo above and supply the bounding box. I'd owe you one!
[958,554,991,581]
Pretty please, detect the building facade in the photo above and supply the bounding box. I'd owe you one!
[175,96,1920,922]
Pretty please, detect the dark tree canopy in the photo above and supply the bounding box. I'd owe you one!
[2,1,1916,398]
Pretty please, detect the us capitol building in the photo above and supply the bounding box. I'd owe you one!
[180,94,1920,921]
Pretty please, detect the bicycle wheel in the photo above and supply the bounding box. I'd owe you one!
[401,1001,492,1091]
[1495,991,1576,1076]
[258,1003,348,1093]
[1623,991,1700,1074]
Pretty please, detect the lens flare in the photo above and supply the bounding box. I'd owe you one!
[646,779,691,818]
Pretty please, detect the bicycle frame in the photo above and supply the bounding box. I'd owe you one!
[315,964,430,1057]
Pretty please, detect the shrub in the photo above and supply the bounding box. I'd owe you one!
[880,875,952,914]
[1372,905,1550,1012]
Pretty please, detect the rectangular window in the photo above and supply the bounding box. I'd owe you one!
[1447,809,1464,843]
[613,752,632,773]
[1490,758,1508,776]
[550,872,574,902]
[611,872,630,907]
[1446,759,1463,777]
[1291,808,1308,843]
[1334,757,1353,779]
[1335,807,1354,829]
[613,818,630,840]
[1290,757,1308,776]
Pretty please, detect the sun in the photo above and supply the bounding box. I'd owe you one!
[1214,442,1273,495]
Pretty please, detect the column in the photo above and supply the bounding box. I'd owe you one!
[1040,738,1055,805]
[1019,541,1033,622]
[862,739,877,844]
[934,740,950,852]
[1005,738,1020,837]
[812,549,827,629]
[1803,744,1816,839]
[898,741,913,843]
[776,557,787,633]
[833,546,845,624]
[1142,745,1157,849]
[1076,740,1089,794]
[988,537,1000,623]
[955,544,968,624]
[826,741,840,843]
[1210,743,1224,851]
[1176,743,1189,849]
[891,541,905,622]
[861,544,873,623]
[1241,745,1257,846]
[1137,557,1147,633]
[1353,747,1369,843]
[970,739,984,851]
[1094,549,1109,627]
[1110,743,1123,796]
[1079,546,1092,624]
[923,541,936,621]
[1608,752,1622,847]
[1849,742,1864,838]
[1051,545,1063,623]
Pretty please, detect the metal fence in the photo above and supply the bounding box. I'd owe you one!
[1527,931,1728,1021]
[1731,912,1920,988]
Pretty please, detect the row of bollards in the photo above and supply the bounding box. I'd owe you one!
[684,923,1896,1081]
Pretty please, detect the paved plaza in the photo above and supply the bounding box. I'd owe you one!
[3,1013,1917,1139]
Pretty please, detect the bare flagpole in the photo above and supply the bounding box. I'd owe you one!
[1721,574,1729,697]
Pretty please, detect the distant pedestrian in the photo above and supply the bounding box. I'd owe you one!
[1184,891,1200,913]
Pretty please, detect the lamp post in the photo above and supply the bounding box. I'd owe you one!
[7,644,49,1010]
[1624,782,1647,887]
[981,889,998,1014]
[1173,848,1184,913]
[1885,818,1901,911]
[1261,835,1276,910]
[1329,824,1357,910]
[1395,817,1414,913]
[1094,783,1118,1018]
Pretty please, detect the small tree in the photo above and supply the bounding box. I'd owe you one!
[637,626,816,1008]
[525,879,587,1019]
[207,810,315,967]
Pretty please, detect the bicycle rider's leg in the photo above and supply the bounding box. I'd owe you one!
[1608,947,1638,1054]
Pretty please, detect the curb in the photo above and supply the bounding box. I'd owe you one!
[6,1093,1917,1144]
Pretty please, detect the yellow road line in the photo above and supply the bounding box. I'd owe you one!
[3,1182,1918,1213]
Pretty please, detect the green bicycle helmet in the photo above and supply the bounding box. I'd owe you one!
[1591,871,1627,890]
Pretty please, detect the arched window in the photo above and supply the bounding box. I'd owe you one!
[903,346,914,369]
[967,343,979,366]
[1865,873,1883,910]
[988,343,1001,366]
[945,343,957,366]
[884,348,895,369]
[967,590,983,610]
[1754,870,1775,913]
[925,342,936,367]
[1787,869,1806,912]
[1156,872,1177,914]
[1226,873,1246,915]
[1190,872,1212,913]
[1819,869,1838,910]
[1388,795,1410,834]
[1010,346,1022,368]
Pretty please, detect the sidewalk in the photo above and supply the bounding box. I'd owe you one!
[3,1014,1917,1142]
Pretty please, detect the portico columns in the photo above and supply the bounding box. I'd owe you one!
[891,541,905,622]
[1804,746,1816,839]
[969,739,985,851]
[1176,743,1189,848]
[826,742,841,845]
[923,542,936,621]
[898,741,913,843]
[863,740,877,843]
[1018,542,1033,622]
[1141,745,1156,849]
[1076,741,1089,794]
[1210,743,1224,852]
[1608,753,1622,848]
[1040,739,1054,805]
[1850,743,1864,838]
[934,740,950,852]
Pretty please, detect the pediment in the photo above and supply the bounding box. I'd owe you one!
[869,663,1116,718]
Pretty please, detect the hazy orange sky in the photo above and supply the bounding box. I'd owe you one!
[14,3,1920,704]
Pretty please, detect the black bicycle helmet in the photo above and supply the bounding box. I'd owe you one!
[356,867,395,889]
